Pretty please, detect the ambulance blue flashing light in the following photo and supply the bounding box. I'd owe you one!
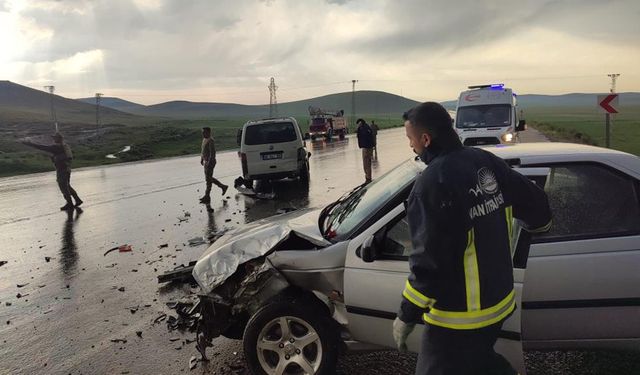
[490,83,505,90]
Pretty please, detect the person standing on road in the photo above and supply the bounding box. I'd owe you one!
[370,120,379,159]
[393,102,551,375]
[22,132,83,210]
[199,127,228,204]
[356,118,374,183]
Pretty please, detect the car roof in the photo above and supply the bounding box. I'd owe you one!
[482,142,640,178]
[246,117,296,125]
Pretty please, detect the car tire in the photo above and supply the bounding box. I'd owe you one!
[299,162,310,185]
[243,300,339,375]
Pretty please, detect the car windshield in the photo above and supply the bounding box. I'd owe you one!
[456,104,511,128]
[321,158,425,240]
[245,122,297,145]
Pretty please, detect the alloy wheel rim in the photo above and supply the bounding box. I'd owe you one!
[256,315,322,375]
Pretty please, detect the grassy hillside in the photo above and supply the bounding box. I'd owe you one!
[74,90,422,119]
[0,80,150,126]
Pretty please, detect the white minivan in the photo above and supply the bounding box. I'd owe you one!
[237,117,310,187]
[455,84,527,146]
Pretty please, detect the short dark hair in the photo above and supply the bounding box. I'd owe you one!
[356,118,365,125]
[202,127,211,132]
[403,102,453,140]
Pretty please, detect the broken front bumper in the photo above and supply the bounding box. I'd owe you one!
[196,259,290,359]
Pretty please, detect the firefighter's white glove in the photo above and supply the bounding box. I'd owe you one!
[392,317,415,352]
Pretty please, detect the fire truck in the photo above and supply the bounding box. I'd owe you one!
[307,106,348,140]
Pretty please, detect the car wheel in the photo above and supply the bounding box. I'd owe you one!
[299,162,310,185]
[243,301,339,375]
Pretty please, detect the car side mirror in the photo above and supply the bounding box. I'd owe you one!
[516,120,527,132]
[236,129,242,146]
[356,236,377,263]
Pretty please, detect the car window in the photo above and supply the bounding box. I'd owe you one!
[379,213,412,259]
[324,159,424,240]
[245,122,297,145]
[535,164,640,241]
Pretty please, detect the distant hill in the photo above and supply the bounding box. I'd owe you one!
[79,90,640,119]
[0,80,143,125]
[76,90,422,119]
[76,96,147,114]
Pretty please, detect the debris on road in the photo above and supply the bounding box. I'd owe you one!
[153,313,167,324]
[158,243,168,249]
[44,256,51,262]
[189,356,198,370]
[165,297,200,333]
[17,283,29,288]
[0,260,7,267]
[188,237,206,247]
[157,261,197,284]
[136,331,143,338]
[104,244,133,256]
[118,287,125,292]
[110,338,127,344]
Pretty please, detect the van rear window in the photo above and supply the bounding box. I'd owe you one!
[245,122,297,145]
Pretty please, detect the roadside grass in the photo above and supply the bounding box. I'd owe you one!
[3,105,637,177]
[523,106,640,155]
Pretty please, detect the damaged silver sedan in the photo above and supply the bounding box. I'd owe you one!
[191,143,640,375]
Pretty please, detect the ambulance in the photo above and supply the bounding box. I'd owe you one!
[454,84,526,146]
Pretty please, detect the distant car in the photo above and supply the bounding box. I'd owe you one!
[193,143,640,375]
[237,117,310,188]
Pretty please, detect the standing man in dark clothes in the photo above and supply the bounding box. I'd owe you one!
[199,127,228,203]
[22,132,83,210]
[370,120,379,159]
[356,118,374,183]
[393,102,551,375]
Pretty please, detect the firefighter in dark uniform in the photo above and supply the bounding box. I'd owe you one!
[393,102,552,375]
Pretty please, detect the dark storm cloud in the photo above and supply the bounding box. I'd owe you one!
[348,0,640,58]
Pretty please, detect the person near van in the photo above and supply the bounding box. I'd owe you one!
[393,102,551,375]
[200,127,228,203]
[370,120,379,159]
[356,118,374,183]
[22,132,83,210]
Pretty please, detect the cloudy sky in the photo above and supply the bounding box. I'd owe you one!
[1,0,639,105]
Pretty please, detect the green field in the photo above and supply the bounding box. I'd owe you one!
[1,108,638,178]
[523,106,640,155]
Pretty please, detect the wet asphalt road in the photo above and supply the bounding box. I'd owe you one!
[2,127,637,375]
[0,128,415,374]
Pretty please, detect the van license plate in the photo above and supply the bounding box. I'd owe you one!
[262,153,282,160]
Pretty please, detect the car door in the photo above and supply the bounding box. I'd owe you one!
[522,162,640,350]
[343,168,549,375]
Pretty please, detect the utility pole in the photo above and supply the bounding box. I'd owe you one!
[268,77,278,118]
[605,74,620,148]
[351,79,358,127]
[95,93,103,137]
[43,85,58,132]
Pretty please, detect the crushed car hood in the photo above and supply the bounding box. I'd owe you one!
[193,208,330,294]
